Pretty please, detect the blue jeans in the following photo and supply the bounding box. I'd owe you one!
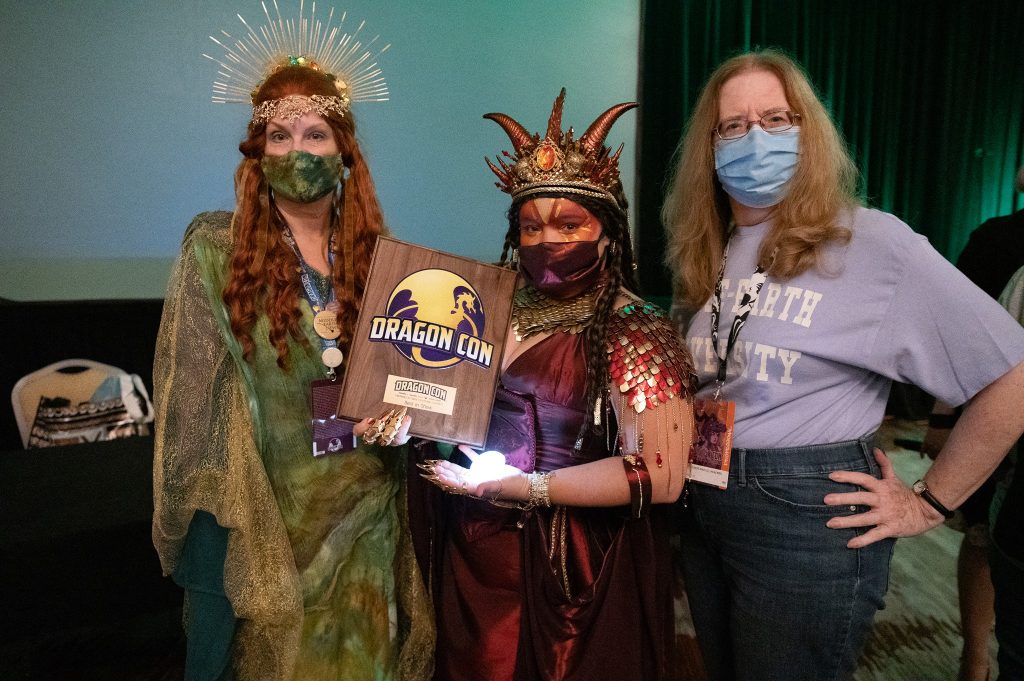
[993,540,1024,681]
[680,437,895,681]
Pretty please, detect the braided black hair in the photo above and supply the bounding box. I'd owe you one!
[499,190,638,450]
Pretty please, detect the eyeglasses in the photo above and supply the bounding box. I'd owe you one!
[713,110,801,140]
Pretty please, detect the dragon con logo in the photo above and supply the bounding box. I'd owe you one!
[368,269,494,369]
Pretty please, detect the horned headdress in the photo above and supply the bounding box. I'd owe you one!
[484,88,637,208]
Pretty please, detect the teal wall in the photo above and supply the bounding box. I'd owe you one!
[0,1,639,300]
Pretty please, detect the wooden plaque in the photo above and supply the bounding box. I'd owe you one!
[337,236,517,447]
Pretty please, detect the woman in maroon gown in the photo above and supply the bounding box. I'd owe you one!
[416,90,698,681]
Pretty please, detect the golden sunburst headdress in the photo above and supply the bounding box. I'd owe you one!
[203,1,390,124]
[484,88,637,207]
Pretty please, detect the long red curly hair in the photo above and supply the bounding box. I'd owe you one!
[222,66,387,368]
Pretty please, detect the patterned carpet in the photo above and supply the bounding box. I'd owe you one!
[854,417,996,681]
[4,419,992,680]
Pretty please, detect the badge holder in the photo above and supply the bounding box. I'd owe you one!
[310,302,354,457]
[687,383,735,490]
[686,239,770,490]
[281,227,358,457]
[311,375,357,457]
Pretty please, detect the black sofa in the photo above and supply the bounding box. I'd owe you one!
[0,298,184,679]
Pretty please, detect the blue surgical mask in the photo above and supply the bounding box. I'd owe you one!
[714,127,800,209]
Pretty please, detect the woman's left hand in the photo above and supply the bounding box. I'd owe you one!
[823,448,945,548]
[353,407,412,447]
[420,446,528,501]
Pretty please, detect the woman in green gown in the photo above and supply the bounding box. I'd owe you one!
[151,16,433,680]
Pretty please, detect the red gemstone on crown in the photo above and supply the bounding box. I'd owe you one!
[533,142,561,172]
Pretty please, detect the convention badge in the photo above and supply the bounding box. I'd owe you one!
[687,398,736,490]
[321,347,344,368]
[313,310,341,340]
[310,377,357,457]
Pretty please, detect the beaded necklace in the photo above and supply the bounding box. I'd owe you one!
[511,285,603,341]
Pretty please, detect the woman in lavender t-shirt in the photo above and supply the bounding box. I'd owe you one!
[661,48,1024,681]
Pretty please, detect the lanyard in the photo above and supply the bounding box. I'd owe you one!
[710,235,772,399]
[281,226,341,378]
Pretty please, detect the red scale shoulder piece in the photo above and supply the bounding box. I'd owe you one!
[606,301,698,414]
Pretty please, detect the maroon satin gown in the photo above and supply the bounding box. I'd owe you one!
[425,331,676,681]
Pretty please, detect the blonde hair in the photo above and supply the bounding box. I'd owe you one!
[662,49,860,312]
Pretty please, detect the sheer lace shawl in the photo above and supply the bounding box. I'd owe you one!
[153,212,435,680]
[153,212,305,677]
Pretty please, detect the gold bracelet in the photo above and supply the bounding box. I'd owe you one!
[527,471,552,508]
[488,479,504,502]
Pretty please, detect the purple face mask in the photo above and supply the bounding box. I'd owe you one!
[518,240,605,299]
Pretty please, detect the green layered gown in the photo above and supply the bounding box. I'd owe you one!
[152,211,433,681]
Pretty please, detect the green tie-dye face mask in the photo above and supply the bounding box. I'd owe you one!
[261,150,344,203]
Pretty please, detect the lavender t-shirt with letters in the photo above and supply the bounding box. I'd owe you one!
[684,207,1024,449]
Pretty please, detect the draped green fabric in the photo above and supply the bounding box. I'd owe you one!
[637,0,1024,296]
[152,212,435,681]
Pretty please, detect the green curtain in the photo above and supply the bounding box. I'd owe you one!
[636,0,1024,296]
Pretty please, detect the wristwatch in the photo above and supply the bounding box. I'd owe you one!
[912,479,954,519]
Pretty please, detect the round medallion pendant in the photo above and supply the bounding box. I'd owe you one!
[321,347,344,368]
[313,310,341,339]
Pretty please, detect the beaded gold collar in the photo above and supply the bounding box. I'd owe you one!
[511,285,602,341]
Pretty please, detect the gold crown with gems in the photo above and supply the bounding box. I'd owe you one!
[484,88,636,207]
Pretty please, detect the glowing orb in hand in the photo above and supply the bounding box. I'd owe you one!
[468,450,506,483]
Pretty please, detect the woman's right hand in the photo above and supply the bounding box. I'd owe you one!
[420,446,529,501]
